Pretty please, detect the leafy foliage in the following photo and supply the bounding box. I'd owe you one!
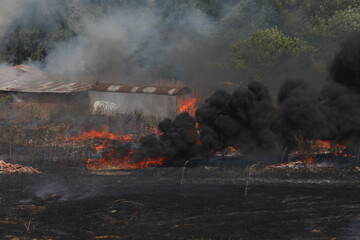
[230,28,317,81]
[0,21,74,64]
[0,0,358,85]
[309,6,360,39]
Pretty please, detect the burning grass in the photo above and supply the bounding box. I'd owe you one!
[86,150,168,170]
[0,84,359,173]
[67,129,135,152]
[66,129,168,170]
[0,100,166,170]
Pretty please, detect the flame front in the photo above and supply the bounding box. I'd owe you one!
[69,129,167,170]
[226,146,238,152]
[179,98,200,117]
[269,139,354,167]
[86,149,167,170]
[68,129,134,152]
[68,129,133,142]
[313,140,354,157]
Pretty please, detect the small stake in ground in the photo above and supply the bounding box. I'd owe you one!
[179,160,189,194]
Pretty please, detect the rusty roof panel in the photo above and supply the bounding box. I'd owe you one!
[0,65,191,95]
[91,83,191,96]
[0,81,91,93]
[0,65,91,93]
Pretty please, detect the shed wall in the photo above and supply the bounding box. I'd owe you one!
[89,91,178,118]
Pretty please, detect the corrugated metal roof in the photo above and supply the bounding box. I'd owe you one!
[0,81,91,93]
[91,83,192,96]
[13,64,45,74]
[0,65,191,95]
[0,65,91,93]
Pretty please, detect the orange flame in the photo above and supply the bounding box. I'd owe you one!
[69,129,167,170]
[304,155,315,164]
[316,140,331,149]
[179,98,200,117]
[314,140,354,157]
[86,149,167,170]
[226,146,238,152]
[68,129,133,142]
[270,139,355,167]
[68,129,134,152]
[146,127,161,135]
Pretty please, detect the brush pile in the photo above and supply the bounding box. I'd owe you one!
[0,160,41,174]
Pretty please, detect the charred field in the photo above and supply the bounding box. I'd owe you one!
[0,165,359,240]
[0,3,359,239]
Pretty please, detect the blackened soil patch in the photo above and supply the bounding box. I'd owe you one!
[0,168,359,240]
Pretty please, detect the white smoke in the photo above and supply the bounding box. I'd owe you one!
[44,5,218,85]
[0,0,23,38]
[44,7,160,82]
[0,0,69,35]
[0,0,279,92]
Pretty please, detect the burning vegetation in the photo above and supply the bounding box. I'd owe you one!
[67,129,168,170]
[0,2,360,240]
[63,33,360,170]
[68,111,199,170]
[0,33,359,172]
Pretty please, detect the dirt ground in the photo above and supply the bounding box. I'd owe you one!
[0,167,359,240]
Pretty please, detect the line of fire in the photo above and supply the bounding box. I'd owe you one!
[0,64,203,171]
[0,55,359,172]
[0,30,359,240]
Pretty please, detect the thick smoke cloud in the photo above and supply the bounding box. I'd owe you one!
[321,32,360,143]
[192,33,360,157]
[105,112,199,165]
[0,0,279,93]
[277,79,329,144]
[196,82,278,155]
[329,33,360,92]
[45,8,161,82]
[138,112,199,162]
[2,1,360,161]
[0,0,76,36]
[42,2,231,86]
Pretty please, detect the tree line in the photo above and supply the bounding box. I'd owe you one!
[0,0,358,86]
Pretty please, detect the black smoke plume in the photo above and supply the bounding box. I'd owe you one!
[196,81,278,155]
[321,32,360,145]
[106,112,199,165]
[191,33,360,159]
[138,112,199,162]
[277,79,330,145]
[100,33,360,165]
[330,33,360,92]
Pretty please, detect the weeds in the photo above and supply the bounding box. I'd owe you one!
[23,218,33,233]
[179,160,189,194]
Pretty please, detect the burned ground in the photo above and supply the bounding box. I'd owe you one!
[0,167,359,240]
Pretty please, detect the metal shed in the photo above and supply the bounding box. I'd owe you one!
[89,83,192,118]
[0,65,91,93]
[0,65,91,105]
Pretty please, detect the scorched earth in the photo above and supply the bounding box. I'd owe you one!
[0,167,359,240]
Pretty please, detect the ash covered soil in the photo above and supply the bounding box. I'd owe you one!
[0,167,359,240]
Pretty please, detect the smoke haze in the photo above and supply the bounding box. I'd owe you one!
[194,33,360,156]
[0,0,312,95]
[1,0,360,157]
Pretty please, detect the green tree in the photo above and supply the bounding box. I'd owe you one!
[269,0,360,65]
[309,6,360,40]
[230,28,317,84]
[0,25,73,65]
[270,0,360,38]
